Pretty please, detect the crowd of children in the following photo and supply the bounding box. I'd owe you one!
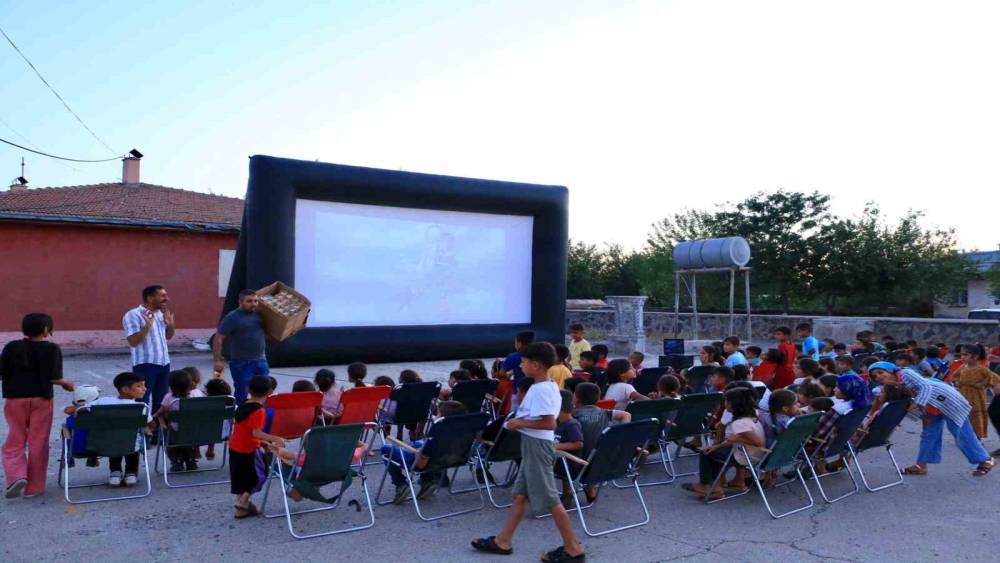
[5,319,1000,561]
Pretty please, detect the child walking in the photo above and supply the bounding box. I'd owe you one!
[952,345,1000,440]
[229,375,285,519]
[472,342,585,562]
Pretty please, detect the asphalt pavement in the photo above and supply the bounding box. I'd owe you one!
[1,353,998,563]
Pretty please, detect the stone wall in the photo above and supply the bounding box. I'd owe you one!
[566,307,999,346]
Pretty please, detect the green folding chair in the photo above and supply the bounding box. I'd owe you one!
[59,403,151,504]
[805,407,867,503]
[259,423,374,539]
[707,412,823,519]
[154,396,235,488]
[622,398,682,486]
[661,393,725,478]
[844,399,911,492]
[557,419,662,536]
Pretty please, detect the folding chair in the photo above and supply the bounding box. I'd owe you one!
[470,413,522,508]
[268,391,325,440]
[260,423,375,539]
[59,403,151,504]
[451,379,499,415]
[595,399,616,410]
[154,396,235,488]
[805,408,867,503]
[375,412,489,521]
[684,366,714,394]
[621,398,683,486]
[633,368,669,396]
[710,412,823,519]
[377,381,442,440]
[661,393,725,477]
[558,418,661,536]
[844,399,911,492]
[263,391,324,518]
[336,385,392,465]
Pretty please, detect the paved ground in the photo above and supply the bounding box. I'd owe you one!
[2,353,999,562]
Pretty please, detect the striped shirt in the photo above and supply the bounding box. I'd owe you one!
[899,368,970,425]
[123,305,170,367]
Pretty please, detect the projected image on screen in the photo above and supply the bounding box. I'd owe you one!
[295,200,534,327]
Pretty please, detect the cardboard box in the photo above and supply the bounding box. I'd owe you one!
[255,281,311,342]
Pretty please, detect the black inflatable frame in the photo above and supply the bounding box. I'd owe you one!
[223,155,568,367]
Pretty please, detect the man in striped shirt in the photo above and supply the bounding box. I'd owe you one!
[869,361,994,477]
[122,285,175,413]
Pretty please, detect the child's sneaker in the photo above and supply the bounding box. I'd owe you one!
[392,485,412,505]
[124,474,137,487]
[108,471,123,486]
[170,462,185,473]
[185,460,199,471]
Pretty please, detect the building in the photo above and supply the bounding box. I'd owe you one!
[0,156,243,348]
[934,250,1000,318]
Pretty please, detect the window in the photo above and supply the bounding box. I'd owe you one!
[218,249,236,298]
[951,288,969,306]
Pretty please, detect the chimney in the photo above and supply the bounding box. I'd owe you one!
[8,176,28,192]
[122,155,141,186]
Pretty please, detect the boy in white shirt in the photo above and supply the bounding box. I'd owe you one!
[81,372,154,486]
[472,342,586,562]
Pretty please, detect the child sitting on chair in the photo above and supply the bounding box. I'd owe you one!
[628,351,645,374]
[153,369,198,472]
[553,389,585,505]
[347,362,368,388]
[63,384,101,468]
[382,400,468,504]
[314,368,342,423]
[603,359,648,410]
[267,435,368,501]
[439,369,472,401]
[571,382,631,503]
[648,374,682,399]
[78,372,154,487]
[229,375,286,519]
[592,344,610,370]
[203,378,233,460]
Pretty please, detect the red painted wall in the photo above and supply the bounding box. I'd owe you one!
[0,222,238,331]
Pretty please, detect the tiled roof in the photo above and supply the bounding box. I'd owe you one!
[0,183,243,231]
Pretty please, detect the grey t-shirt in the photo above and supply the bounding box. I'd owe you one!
[218,309,266,361]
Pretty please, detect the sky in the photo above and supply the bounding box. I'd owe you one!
[2,1,999,252]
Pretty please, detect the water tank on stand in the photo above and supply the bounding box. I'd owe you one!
[672,237,751,270]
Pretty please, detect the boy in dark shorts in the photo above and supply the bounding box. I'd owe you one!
[229,375,285,519]
[472,342,586,562]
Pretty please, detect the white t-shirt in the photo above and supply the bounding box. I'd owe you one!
[508,380,560,441]
[727,416,767,466]
[750,380,772,409]
[604,382,637,410]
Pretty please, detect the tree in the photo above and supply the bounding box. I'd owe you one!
[567,240,606,299]
[711,190,832,313]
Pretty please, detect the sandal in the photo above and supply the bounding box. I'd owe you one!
[903,465,928,476]
[681,482,724,500]
[234,501,260,519]
[471,536,512,555]
[973,458,995,477]
[541,546,586,562]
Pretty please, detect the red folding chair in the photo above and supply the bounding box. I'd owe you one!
[336,386,392,424]
[267,391,324,441]
[596,399,616,410]
[336,386,392,465]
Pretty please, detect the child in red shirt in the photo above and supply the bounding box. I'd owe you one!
[229,375,285,519]
[772,327,797,389]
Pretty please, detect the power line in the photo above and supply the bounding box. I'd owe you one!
[0,116,85,174]
[0,137,121,163]
[0,26,117,155]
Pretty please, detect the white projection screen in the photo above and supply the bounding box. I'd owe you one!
[295,199,534,327]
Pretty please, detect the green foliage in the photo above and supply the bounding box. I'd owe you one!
[567,191,975,317]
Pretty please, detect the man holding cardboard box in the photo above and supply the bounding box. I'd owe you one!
[213,290,268,403]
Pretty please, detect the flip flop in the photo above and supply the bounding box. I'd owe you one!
[234,502,260,519]
[542,546,586,562]
[902,465,927,476]
[471,536,512,555]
